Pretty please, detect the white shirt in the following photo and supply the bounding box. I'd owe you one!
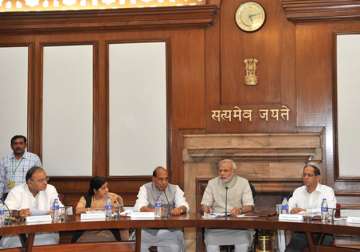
[288,183,336,213]
[1,183,61,249]
[5,183,62,212]
[134,184,189,212]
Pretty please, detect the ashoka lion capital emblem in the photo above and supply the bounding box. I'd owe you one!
[244,58,258,86]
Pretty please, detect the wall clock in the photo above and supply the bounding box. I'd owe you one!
[235,1,266,32]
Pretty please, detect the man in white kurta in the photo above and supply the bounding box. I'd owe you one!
[134,166,189,252]
[0,166,61,248]
[201,159,254,252]
[286,162,336,252]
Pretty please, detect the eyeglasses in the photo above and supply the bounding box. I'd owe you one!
[31,177,50,183]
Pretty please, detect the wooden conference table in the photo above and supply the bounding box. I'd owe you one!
[0,213,359,252]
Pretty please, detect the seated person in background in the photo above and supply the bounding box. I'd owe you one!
[201,159,254,252]
[286,162,336,252]
[0,135,42,200]
[134,166,189,252]
[74,176,129,242]
[0,166,60,248]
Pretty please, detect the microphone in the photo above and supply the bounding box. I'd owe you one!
[163,191,171,217]
[1,200,13,225]
[225,186,229,218]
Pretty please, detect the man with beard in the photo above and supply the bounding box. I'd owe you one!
[0,135,42,199]
[201,159,254,252]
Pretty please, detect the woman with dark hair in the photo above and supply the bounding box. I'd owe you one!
[72,176,129,242]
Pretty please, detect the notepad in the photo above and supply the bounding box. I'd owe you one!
[346,216,360,224]
[279,214,304,221]
[26,215,52,224]
[81,212,106,221]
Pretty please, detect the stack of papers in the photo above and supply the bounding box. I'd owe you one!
[81,211,106,221]
[129,212,155,219]
[279,214,304,221]
[346,216,360,224]
[26,215,52,224]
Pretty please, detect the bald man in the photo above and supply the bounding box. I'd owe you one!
[201,159,254,252]
[0,166,61,248]
[134,166,189,252]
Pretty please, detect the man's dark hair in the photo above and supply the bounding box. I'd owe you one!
[11,135,27,145]
[25,166,44,182]
[304,162,321,176]
[152,166,166,177]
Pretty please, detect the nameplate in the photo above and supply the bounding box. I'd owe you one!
[279,214,304,221]
[80,212,106,221]
[26,215,52,224]
[130,212,155,219]
[346,216,360,224]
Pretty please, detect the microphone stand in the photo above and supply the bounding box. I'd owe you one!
[225,186,229,219]
[1,200,13,225]
[163,191,171,217]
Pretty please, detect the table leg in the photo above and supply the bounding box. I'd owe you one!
[135,228,141,252]
[25,233,34,252]
[305,232,315,252]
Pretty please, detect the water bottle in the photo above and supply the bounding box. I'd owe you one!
[105,195,112,219]
[52,198,60,222]
[0,200,5,226]
[281,197,289,214]
[154,198,162,218]
[321,198,329,222]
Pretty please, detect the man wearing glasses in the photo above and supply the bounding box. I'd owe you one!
[0,166,61,248]
[286,162,336,252]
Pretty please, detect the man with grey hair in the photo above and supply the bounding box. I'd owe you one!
[134,166,189,252]
[201,159,254,252]
[0,166,61,248]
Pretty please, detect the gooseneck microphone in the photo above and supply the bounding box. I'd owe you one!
[163,191,171,217]
[225,186,229,218]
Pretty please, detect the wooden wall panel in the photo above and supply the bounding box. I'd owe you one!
[1,1,360,207]
[295,21,360,201]
[171,30,206,129]
[206,0,296,133]
[220,0,285,105]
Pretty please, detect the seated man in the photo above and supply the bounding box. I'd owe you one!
[201,159,254,252]
[286,162,336,252]
[0,166,61,248]
[134,166,189,252]
[0,135,42,200]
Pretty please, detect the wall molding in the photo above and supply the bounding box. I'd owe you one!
[281,0,360,22]
[0,5,218,34]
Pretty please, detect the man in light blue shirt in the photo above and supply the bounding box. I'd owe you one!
[0,135,42,199]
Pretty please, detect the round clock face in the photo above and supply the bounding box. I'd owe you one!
[235,1,266,32]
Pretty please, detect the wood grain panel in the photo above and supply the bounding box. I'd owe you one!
[0,6,218,34]
[1,1,360,211]
[282,0,360,22]
[206,0,297,133]
[296,21,360,194]
[171,30,206,129]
